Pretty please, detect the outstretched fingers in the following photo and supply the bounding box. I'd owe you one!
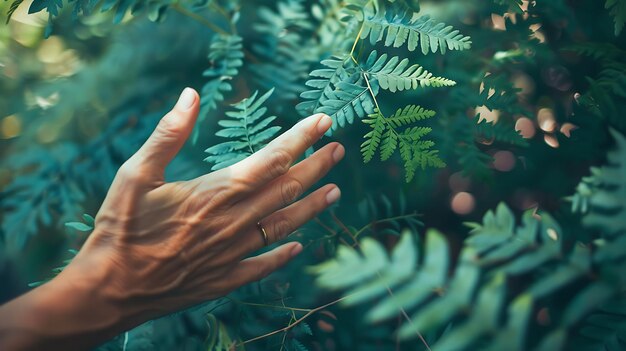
[236,184,341,255]
[131,88,200,177]
[229,242,303,287]
[236,142,344,225]
[226,114,333,195]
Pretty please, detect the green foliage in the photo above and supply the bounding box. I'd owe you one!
[311,196,626,350]
[362,50,456,92]
[250,1,317,100]
[204,89,281,170]
[206,314,243,350]
[572,294,626,350]
[5,1,626,350]
[361,106,443,182]
[196,33,244,143]
[570,129,626,237]
[298,2,466,181]
[65,213,95,232]
[606,0,626,35]
[28,249,78,287]
[360,9,472,55]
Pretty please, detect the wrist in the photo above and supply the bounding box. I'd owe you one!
[0,244,138,351]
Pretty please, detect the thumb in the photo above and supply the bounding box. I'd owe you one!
[136,87,200,175]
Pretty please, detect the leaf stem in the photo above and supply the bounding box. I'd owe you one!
[224,296,313,313]
[237,294,356,346]
[353,213,421,238]
[350,22,365,64]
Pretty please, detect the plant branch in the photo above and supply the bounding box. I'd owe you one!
[353,213,421,238]
[237,294,356,346]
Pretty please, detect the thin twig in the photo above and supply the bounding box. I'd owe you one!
[225,296,312,313]
[237,294,355,346]
[353,213,420,238]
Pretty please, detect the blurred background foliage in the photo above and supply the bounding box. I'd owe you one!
[1,0,626,350]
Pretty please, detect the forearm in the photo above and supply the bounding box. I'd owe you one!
[0,251,139,351]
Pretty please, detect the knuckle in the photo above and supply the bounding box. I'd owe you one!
[280,178,304,206]
[267,149,292,178]
[271,217,293,242]
[155,113,183,138]
[254,264,271,280]
[116,161,144,183]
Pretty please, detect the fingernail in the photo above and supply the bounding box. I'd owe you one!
[176,87,195,111]
[326,187,341,204]
[290,243,303,258]
[316,114,332,133]
[332,144,345,162]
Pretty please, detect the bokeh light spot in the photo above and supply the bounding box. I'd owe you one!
[537,108,557,133]
[451,192,475,215]
[493,150,516,172]
[515,117,536,139]
[1,115,22,139]
[476,105,500,123]
[560,123,578,138]
[547,228,558,241]
[544,134,560,148]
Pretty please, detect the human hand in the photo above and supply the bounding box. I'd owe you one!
[58,88,343,337]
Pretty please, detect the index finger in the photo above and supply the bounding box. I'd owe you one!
[228,113,332,192]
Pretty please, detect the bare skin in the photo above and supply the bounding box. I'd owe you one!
[0,88,344,350]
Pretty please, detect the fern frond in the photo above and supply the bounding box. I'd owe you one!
[571,129,626,237]
[362,51,456,92]
[361,113,386,163]
[570,293,626,351]
[563,42,626,61]
[200,34,244,114]
[195,34,244,143]
[318,81,377,131]
[606,0,626,36]
[359,107,442,181]
[361,12,472,55]
[251,2,316,100]
[311,201,626,349]
[204,89,281,170]
[297,55,355,117]
[386,105,436,128]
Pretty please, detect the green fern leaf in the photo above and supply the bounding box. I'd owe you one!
[361,113,386,163]
[380,128,398,161]
[361,12,472,55]
[204,89,281,170]
[195,34,244,143]
[251,2,316,100]
[318,81,377,131]
[297,56,354,117]
[362,51,456,92]
[386,105,436,128]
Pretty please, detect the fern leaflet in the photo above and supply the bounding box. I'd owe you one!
[204,89,281,170]
[361,12,472,55]
[362,50,456,92]
[360,107,442,182]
